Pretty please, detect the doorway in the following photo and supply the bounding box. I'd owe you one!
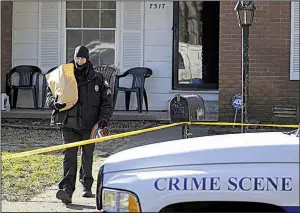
[172,1,220,90]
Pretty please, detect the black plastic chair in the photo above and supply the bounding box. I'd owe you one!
[6,65,42,109]
[114,67,152,113]
[41,66,58,110]
[94,65,119,108]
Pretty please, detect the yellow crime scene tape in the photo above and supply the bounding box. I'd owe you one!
[2,121,299,161]
[1,122,183,160]
[191,122,300,128]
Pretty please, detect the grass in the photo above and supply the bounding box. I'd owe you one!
[1,151,64,202]
[1,151,102,202]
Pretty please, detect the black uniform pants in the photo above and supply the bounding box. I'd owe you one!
[58,129,95,195]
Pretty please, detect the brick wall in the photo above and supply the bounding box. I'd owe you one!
[1,1,12,93]
[219,1,300,124]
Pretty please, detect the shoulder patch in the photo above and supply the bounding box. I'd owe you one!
[106,88,112,96]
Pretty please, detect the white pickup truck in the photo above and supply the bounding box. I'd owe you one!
[96,129,299,212]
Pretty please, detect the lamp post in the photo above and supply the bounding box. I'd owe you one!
[234,1,256,133]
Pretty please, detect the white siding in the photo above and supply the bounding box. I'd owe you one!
[13,2,39,67]
[12,2,39,108]
[12,1,62,108]
[143,1,173,110]
[290,1,300,80]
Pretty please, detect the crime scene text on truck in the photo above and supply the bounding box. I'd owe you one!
[154,177,293,192]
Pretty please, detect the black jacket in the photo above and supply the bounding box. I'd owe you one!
[46,61,113,131]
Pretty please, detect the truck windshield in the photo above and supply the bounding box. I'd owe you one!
[284,129,299,137]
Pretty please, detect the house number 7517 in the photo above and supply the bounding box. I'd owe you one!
[149,4,165,9]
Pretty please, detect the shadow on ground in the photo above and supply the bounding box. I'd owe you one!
[66,203,96,210]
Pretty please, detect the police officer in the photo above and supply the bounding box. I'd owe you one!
[46,46,113,204]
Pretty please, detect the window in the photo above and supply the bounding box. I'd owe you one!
[172,1,219,90]
[65,1,116,66]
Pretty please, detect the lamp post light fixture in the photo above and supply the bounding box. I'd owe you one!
[234,1,256,133]
[235,1,256,27]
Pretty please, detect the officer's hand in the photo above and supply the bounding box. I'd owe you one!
[52,95,66,111]
[98,118,108,128]
[53,102,66,111]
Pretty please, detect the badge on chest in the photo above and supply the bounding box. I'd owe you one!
[95,85,99,92]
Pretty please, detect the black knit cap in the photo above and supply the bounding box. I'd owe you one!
[74,46,89,60]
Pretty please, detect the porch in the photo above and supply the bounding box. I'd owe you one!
[1,1,220,116]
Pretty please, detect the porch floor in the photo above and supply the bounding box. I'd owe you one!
[1,108,170,121]
[1,108,218,121]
